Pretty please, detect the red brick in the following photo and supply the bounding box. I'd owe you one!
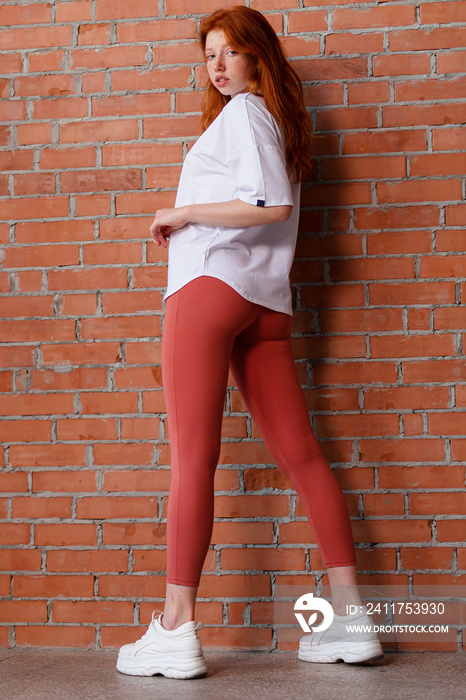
[14,173,56,195]
[0,3,51,25]
[2,244,79,269]
[420,1,466,24]
[409,493,466,516]
[54,599,133,623]
[319,308,403,333]
[0,550,42,572]
[101,291,163,315]
[103,468,170,492]
[48,267,128,291]
[0,197,69,221]
[325,32,383,56]
[0,150,34,172]
[396,76,466,103]
[9,444,86,468]
[62,167,142,194]
[40,146,96,170]
[35,524,96,546]
[0,346,35,368]
[80,392,138,415]
[401,547,454,571]
[57,292,98,316]
[71,46,147,69]
[47,549,128,573]
[411,153,466,177]
[14,75,75,98]
[75,194,112,216]
[102,142,182,167]
[379,465,464,489]
[373,53,431,77]
[103,522,166,545]
[82,72,106,93]
[369,281,454,305]
[77,496,157,519]
[95,0,161,19]
[348,82,390,105]
[56,418,118,441]
[363,493,404,516]
[0,419,51,443]
[0,26,72,51]
[378,179,462,204]
[421,255,466,278]
[82,241,142,265]
[355,206,439,230]
[0,319,76,344]
[389,27,466,52]
[60,119,138,144]
[12,497,72,519]
[403,359,466,384]
[0,601,47,623]
[33,97,88,120]
[55,1,93,22]
[16,626,95,648]
[322,155,405,180]
[314,413,399,438]
[446,204,466,227]
[383,103,465,128]
[40,341,121,367]
[437,50,466,74]
[367,231,432,255]
[77,23,112,46]
[319,106,379,133]
[294,58,367,82]
[433,127,466,151]
[287,10,327,34]
[435,229,466,253]
[1,296,54,318]
[117,18,196,42]
[113,66,191,91]
[334,5,415,30]
[17,122,53,146]
[330,257,414,282]
[366,386,449,411]
[429,413,466,436]
[91,93,170,117]
[343,129,427,155]
[32,471,97,494]
[0,524,30,546]
[371,334,455,359]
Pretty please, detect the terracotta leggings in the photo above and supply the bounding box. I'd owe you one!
[162,276,357,587]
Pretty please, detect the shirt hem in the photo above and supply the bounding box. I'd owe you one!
[164,273,292,316]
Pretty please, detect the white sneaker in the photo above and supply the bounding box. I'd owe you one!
[117,611,208,679]
[298,606,384,664]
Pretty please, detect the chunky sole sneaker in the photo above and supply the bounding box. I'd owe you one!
[117,611,208,679]
[298,607,384,664]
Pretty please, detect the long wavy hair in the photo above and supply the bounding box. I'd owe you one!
[199,6,313,183]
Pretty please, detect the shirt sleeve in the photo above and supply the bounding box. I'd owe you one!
[225,95,294,208]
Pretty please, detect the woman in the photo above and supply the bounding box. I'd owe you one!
[117,6,383,679]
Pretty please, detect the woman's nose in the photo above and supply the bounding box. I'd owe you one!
[214,55,225,71]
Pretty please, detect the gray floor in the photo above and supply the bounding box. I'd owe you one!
[0,649,464,700]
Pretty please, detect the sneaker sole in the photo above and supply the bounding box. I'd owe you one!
[299,639,384,664]
[117,651,208,679]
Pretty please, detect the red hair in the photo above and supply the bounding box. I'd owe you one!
[199,6,313,183]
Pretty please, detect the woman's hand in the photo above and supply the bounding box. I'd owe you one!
[149,207,188,247]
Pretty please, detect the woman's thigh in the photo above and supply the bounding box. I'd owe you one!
[162,276,259,468]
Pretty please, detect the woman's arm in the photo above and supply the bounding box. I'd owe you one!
[150,199,293,247]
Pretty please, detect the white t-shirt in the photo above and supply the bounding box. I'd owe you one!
[163,92,301,316]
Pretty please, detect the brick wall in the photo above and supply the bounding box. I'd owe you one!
[0,0,465,651]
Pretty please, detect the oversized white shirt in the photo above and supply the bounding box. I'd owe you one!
[164,92,301,315]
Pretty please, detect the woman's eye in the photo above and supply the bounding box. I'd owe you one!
[206,54,215,60]
[228,50,237,56]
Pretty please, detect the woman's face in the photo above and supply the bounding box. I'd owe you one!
[205,28,255,99]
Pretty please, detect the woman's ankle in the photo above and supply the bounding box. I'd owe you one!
[160,612,195,630]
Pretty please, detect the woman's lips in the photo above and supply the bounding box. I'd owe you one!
[216,76,229,86]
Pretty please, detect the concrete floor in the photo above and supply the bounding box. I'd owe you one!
[0,649,464,700]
